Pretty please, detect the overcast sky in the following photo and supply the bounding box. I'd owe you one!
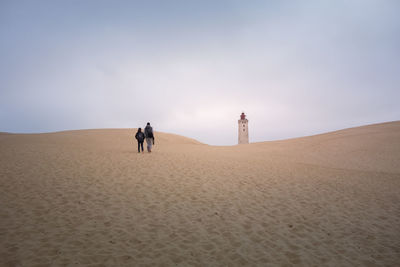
[1,0,399,145]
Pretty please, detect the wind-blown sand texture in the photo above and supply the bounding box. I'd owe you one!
[1,121,399,266]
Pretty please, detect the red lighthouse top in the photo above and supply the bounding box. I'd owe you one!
[240,112,246,120]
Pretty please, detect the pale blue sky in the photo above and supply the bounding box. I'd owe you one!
[1,0,399,145]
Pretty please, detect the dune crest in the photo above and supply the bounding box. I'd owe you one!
[249,121,400,173]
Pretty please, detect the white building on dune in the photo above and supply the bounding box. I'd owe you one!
[238,112,249,144]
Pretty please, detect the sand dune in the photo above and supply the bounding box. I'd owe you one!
[1,122,399,266]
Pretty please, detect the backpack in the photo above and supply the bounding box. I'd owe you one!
[136,132,145,142]
[146,126,154,138]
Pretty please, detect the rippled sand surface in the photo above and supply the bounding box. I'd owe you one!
[1,122,399,266]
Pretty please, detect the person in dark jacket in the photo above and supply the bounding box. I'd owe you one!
[144,122,155,152]
[135,128,145,153]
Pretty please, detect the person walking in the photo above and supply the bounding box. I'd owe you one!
[135,128,145,153]
[144,122,155,152]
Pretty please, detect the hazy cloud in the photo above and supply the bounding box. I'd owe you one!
[1,0,399,144]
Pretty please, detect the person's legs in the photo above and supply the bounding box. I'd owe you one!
[146,138,152,152]
[140,142,144,152]
[137,141,141,153]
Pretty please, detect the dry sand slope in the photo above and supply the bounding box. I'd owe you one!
[0,121,400,267]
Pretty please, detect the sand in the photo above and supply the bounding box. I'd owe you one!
[1,121,399,266]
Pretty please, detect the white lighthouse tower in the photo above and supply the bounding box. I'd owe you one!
[238,112,249,144]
